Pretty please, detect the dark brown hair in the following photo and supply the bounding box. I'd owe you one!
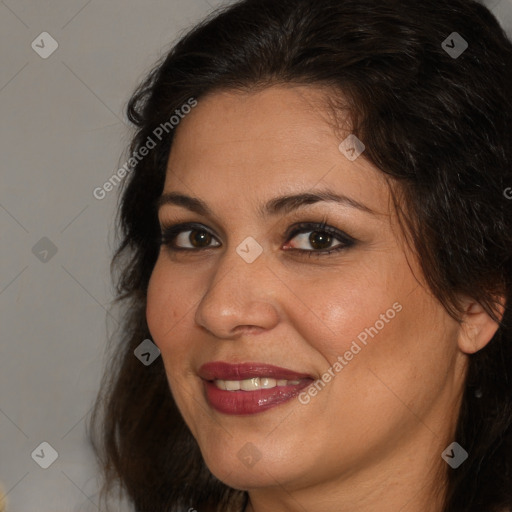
[88,0,512,510]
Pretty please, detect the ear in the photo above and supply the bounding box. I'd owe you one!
[457,296,505,354]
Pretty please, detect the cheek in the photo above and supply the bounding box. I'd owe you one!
[146,259,202,419]
[319,279,456,413]
[146,256,200,347]
[278,261,401,363]
[146,261,172,345]
[283,257,456,404]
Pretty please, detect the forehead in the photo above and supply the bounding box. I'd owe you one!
[163,85,391,217]
[170,85,340,159]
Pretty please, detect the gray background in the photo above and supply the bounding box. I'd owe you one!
[1,1,511,511]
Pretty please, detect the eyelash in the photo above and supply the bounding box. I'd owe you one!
[159,221,356,257]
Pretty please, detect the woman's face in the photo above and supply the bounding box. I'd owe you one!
[146,85,467,500]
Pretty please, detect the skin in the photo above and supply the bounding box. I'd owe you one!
[146,84,500,512]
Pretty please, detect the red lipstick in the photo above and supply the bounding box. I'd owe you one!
[198,362,313,415]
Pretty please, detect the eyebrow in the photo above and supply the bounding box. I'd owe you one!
[156,189,376,217]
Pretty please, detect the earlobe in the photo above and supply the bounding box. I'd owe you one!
[457,298,505,355]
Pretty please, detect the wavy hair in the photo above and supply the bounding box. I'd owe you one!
[88,0,512,510]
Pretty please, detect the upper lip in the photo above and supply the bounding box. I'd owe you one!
[198,361,314,381]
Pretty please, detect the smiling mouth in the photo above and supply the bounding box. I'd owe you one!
[198,361,314,415]
[213,377,303,391]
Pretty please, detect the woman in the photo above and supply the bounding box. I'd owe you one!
[88,0,512,511]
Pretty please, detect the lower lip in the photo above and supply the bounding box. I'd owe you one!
[203,380,312,415]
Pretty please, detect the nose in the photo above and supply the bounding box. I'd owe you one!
[194,245,280,339]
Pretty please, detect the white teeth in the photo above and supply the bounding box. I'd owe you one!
[260,378,277,389]
[214,377,300,391]
[224,380,241,391]
[240,378,260,391]
[216,380,227,390]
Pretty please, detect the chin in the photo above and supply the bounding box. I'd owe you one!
[198,436,308,491]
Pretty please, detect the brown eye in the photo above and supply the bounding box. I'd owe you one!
[283,221,356,256]
[287,229,342,252]
[160,224,221,250]
[174,228,220,249]
[188,229,213,248]
[308,231,333,250]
